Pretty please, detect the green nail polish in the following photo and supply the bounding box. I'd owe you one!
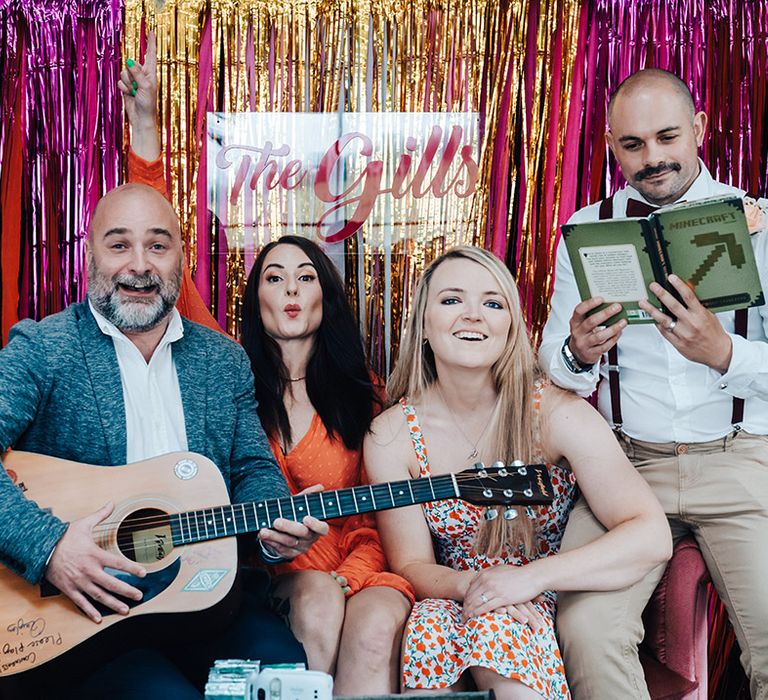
[131,89,137,96]
[126,58,135,67]
[132,80,138,89]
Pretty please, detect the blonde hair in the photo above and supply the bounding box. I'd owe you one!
[387,246,540,557]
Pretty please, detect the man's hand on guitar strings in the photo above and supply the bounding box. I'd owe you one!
[258,484,329,560]
[45,502,147,624]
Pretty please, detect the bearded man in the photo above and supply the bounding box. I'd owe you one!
[0,183,327,699]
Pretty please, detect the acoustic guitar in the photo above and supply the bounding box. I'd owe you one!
[0,450,552,676]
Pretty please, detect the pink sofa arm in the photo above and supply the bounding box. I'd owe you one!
[641,536,710,700]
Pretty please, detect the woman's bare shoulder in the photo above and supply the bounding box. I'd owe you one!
[368,401,410,448]
[537,381,607,463]
[539,380,587,418]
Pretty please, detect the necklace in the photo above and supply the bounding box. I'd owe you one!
[288,376,306,382]
[436,384,496,461]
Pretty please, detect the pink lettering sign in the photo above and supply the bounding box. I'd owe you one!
[212,122,478,243]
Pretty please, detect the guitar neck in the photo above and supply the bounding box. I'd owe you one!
[170,474,458,547]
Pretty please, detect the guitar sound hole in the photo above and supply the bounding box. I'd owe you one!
[116,508,173,565]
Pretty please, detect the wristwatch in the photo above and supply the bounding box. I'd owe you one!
[258,539,287,564]
[561,335,593,374]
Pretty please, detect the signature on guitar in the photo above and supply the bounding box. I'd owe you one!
[7,617,46,639]
[2,617,63,674]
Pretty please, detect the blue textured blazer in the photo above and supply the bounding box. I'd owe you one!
[0,302,288,583]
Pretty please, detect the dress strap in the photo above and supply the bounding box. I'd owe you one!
[532,379,545,462]
[399,399,431,477]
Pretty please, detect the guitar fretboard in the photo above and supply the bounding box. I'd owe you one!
[170,474,459,546]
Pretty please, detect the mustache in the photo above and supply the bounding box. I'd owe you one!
[113,272,163,289]
[635,162,682,181]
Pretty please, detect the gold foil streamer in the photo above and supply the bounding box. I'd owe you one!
[123,0,583,369]
[523,0,583,342]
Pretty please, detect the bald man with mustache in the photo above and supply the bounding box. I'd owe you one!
[540,69,768,700]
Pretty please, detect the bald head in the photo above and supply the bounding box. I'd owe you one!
[89,183,180,242]
[608,69,695,125]
[604,69,706,205]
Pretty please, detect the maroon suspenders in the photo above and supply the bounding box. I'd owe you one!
[596,194,749,430]
[598,196,625,428]
[731,309,748,426]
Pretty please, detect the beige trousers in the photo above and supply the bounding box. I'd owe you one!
[556,430,768,700]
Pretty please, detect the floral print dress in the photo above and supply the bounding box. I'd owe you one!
[399,384,576,698]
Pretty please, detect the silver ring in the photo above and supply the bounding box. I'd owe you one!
[480,593,489,604]
[666,320,677,332]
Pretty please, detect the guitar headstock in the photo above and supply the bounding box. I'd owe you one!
[454,461,553,506]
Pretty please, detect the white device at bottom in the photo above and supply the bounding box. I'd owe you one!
[249,668,333,700]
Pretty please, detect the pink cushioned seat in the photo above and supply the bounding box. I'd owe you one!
[640,536,709,700]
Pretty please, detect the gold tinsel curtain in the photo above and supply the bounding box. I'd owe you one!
[123,0,584,373]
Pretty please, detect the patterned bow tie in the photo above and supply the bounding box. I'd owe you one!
[625,198,660,218]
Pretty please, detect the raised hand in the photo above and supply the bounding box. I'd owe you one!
[118,30,160,160]
[45,502,146,624]
[639,274,733,372]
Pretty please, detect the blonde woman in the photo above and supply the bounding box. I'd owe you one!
[364,247,671,699]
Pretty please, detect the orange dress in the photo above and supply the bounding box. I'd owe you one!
[126,150,224,334]
[269,413,414,602]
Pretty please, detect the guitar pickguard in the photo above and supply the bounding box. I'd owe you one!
[92,559,181,617]
[39,560,182,617]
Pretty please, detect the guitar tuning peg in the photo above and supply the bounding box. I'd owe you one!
[524,488,533,498]
[503,508,518,521]
[484,508,499,521]
[517,466,528,475]
[491,460,505,470]
[503,489,513,497]
[473,461,486,471]
[483,489,493,498]
[525,506,536,519]
[511,459,524,466]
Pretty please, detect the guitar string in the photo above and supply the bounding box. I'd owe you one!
[109,501,548,560]
[100,502,547,561]
[89,474,538,533]
[90,480,528,528]
[88,471,540,534]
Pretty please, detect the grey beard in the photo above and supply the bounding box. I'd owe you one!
[87,263,182,333]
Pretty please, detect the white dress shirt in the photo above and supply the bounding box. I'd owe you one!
[539,162,768,442]
[89,301,188,462]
